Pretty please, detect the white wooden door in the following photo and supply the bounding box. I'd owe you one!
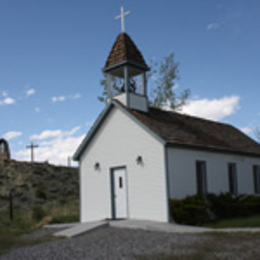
[113,168,128,219]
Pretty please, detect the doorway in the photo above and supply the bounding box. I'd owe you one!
[111,167,128,219]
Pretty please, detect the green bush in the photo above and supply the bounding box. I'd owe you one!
[170,193,260,225]
[170,195,211,225]
[206,193,236,219]
[207,193,260,219]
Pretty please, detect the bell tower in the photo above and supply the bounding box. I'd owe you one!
[103,8,150,112]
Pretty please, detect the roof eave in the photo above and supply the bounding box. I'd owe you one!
[103,60,150,73]
[166,142,260,158]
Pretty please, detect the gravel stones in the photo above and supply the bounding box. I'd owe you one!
[0,227,208,260]
[1,227,260,259]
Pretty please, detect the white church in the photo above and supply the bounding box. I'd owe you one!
[74,15,260,223]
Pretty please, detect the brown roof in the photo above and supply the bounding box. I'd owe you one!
[115,101,260,156]
[104,33,148,69]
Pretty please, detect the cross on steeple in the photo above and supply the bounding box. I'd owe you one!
[115,6,131,32]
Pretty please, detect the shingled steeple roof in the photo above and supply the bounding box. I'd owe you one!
[104,32,149,70]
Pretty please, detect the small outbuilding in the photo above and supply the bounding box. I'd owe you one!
[0,138,11,166]
[74,32,260,223]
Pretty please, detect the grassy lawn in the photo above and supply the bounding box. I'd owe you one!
[204,214,260,228]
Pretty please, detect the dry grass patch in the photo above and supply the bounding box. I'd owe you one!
[134,232,260,260]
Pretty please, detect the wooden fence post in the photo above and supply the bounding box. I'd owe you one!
[9,191,13,221]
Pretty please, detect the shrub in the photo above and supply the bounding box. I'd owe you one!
[170,193,260,225]
[170,195,211,225]
[34,189,47,200]
[206,193,237,219]
[207,193,260,219]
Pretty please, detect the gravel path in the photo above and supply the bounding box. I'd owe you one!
[1,227,260,260]
[21,228,66,241]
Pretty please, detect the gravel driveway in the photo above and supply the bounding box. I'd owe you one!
[1,227,260,260]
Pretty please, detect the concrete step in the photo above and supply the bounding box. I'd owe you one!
[54,221,108,238]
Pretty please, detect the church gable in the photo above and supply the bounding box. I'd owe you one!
[73,101,165,161]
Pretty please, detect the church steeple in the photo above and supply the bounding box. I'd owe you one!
[104,32,149,71]
[102,6,150,112]
[103,31,150,112]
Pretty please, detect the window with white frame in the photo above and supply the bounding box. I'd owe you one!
[253,165,260,194]
[228,163,237,196]
[196,161,207,195]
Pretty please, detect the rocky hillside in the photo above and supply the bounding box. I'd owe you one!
[0,160,79,211]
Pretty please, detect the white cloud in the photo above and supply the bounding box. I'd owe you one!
[31,130,63,140]
[207,23,220,31]
[3,131,22,140]
[72,93,81,99]
[0,97,15,105]
[241,127,253,135]
[35,107,41,112]
[26,88,35,96]
[180,96,240,121]
[52,96,66,103]
[30,126,80,140]
[52,93,82,103]
[15,127,84,165]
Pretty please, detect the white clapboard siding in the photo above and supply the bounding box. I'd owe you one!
[166,147,260,199]
[80,106,168,222]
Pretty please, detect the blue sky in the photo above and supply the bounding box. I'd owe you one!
[1,0,259,165]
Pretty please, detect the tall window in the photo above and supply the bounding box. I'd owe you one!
[253,165,260,194]
[196,161,207,195]
[228,163,237,196]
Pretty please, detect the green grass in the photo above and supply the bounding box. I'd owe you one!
[0,211,36,255]
[204,214,260,228]
[0,202,79,256]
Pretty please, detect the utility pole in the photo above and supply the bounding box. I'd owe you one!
[26,142,39,162]
[67,156,71,167]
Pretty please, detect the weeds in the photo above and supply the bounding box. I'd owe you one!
[0,210,36,255]
[0,202,79,256]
